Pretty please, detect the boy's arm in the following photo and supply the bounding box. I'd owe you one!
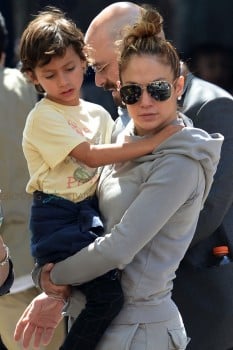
[70,124,183,167]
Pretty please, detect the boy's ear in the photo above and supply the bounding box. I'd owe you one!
[26,70,38,84]
[176,75,184,99]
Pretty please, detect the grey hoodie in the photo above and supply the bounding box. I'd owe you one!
[51,115,223,324]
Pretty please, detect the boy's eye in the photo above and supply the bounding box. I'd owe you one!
[43,66,75,79]
[67,66,75,71]
[45,74,54,79]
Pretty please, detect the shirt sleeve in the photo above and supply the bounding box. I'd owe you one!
[51,155,203,285]
[24,108,86,169]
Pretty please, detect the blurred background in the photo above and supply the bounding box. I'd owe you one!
[1,0,232,116]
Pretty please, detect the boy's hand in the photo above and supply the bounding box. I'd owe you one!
[14,292,64,349]
[152,124,184,147]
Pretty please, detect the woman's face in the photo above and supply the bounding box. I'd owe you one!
[120,54,184,136]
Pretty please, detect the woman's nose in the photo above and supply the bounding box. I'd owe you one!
[140,89,153,105]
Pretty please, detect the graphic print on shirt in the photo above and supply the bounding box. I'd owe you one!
[66,123,103,189]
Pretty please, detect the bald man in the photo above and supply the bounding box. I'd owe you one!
[85,2,165,140]
[85,2,143,107]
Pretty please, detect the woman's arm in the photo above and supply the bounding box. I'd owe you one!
[50,155,199,286]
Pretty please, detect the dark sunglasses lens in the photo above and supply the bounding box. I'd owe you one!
[147,81,172,101]
[120,85,142,105]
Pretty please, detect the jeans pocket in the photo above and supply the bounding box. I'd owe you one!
[168,327,190,350]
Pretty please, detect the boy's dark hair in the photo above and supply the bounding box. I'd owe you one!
[0,12,8,56]
[20,6,86,73]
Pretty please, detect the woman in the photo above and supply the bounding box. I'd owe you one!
[0,235,13,296]
[14,6,223,350]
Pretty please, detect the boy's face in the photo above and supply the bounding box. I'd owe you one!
[31,46,86,106]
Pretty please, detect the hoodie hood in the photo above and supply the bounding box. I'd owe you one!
[119,115,224,207]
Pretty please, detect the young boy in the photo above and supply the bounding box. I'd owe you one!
[19,6,179,349]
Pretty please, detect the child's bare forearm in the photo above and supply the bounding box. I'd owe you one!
[70,125,183,168]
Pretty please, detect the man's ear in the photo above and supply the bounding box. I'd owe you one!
[116,80,121,91]
[175,75,184,99]
[82,60,87,73]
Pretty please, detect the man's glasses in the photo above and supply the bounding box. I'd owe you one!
[90,62,109,74]
[119,80,173,105]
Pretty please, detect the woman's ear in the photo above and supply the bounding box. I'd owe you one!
[175,75,184,99]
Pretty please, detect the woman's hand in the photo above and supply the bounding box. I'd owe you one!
[14,292,64,349]
[40,263,71,300]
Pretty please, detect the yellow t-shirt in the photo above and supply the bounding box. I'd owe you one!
[23,97,114,202]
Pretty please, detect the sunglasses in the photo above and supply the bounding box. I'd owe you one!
[120,80,172,105]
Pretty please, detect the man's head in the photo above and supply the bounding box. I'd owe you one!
[0,12,8,65]
[85,2,142,106]
[85,2,165,106]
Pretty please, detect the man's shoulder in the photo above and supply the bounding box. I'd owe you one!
[186,74,232,103]
[182,74,233,121]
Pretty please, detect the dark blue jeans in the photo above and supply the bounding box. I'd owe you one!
[60,272,124,350]
[30,192,104,265]
[0,337,7,350]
